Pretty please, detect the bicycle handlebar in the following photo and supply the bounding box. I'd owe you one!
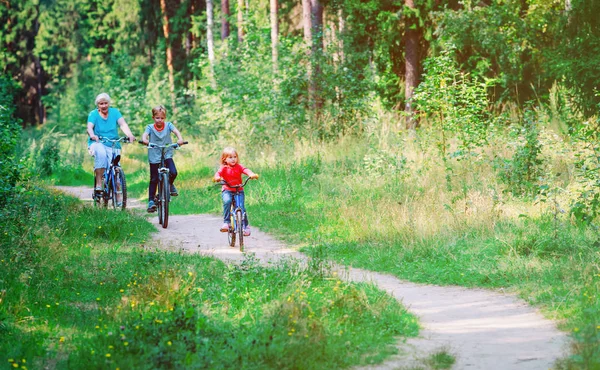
[99,136,130,143]
[138,141,188,149]
[219,176,254,188]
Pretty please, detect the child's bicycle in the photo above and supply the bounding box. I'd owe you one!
[92,136,129,210]
[218,176,256,252]
[139,140,188,229]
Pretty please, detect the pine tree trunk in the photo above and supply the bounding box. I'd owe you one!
[207,0,217,87]
[270,0,278,75]
[222,0,230,40]
[302,0,313,109]
[237,0,244,42]
[160,0,177,113]
[310,0,323,112]
[404,0,419,130]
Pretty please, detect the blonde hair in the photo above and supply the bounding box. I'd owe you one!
[220,147,238,165]
[95,93,111,106]
[152,105,167,117]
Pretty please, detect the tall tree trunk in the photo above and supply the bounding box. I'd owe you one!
[302,0,313,109]
[404,0,420,130]
[207,0,217,87]
[33,16,45,124]
[270,0,278,75]
[160,0,177,113]
[237,0,244,42]
[310,0,324,112]
[221,0,230,40]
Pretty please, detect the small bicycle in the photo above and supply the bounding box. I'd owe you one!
[139,141,188,229]
[92,136,129,210]
[219,176,255,252]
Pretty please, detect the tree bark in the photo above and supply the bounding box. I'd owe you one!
[33,15,45,124]
[302,0,314,108]
[207,0,217,87]
[237,0,244,42]
[404,0,420,130]
[270,0,278,75]
[159,0,177,113]
[221,0,230,40]
[310,0,323,112]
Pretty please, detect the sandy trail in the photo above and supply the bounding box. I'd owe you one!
[56,186,570,369]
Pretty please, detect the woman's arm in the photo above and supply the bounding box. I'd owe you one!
[117,117,136,143]
[87,122,99,142]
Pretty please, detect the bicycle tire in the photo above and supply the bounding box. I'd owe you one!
[236,209,244,252]
[160,173,170,228]
[92,178,101,207]
[109,171,117,210]
[114,167,127,210]
[228,206,236,247]
[157,182,163,225]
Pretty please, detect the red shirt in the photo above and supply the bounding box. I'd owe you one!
[216,164,255,191]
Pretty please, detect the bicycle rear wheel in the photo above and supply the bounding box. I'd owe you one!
[228,207,236,247]
[114,167,127,210]
[236,209,244,252]
[160,173,170,228]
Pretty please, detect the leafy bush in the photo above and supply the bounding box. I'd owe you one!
[0,76,22,206]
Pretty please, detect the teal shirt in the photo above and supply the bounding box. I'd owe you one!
[87,108,123,149]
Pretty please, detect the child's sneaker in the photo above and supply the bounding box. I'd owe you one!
[243,227,251,236]
[220,223,230,232]
[170,184,178,196]
[147,200,157,213]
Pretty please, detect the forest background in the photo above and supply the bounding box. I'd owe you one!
[1,0,600,368]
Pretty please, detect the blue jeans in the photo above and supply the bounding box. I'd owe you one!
[222,190,248,228]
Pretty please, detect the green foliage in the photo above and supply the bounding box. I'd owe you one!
[0,76,22,206]
[497,109,544,197]
[570,116,600,224]
[413,47,494,155]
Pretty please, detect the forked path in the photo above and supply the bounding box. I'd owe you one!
[57,186,570,370]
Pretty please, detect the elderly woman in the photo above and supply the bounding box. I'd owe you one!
[86,93,136,193]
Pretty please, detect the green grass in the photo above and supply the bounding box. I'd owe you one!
[0,183,418,369]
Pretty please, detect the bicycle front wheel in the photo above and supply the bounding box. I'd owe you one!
[160,173,170,228]
[236,209,244,252]
[228,207,236,247]
[114,167,127,210]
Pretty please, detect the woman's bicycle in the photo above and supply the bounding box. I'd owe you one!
[219,176,255,252]
[92,136,129,210]
[139,141,188,229]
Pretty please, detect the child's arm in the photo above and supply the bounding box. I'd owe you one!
[141,131,150,145]
[243,168,259,179]
[213,169,223,182]
[171,126,185,145]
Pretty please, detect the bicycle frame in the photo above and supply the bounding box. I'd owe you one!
[141,141,187,228]
[220,177,253,251]
[93,136,128,209]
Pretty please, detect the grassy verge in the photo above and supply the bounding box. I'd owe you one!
[0,183,418,369]
[161,135,598,368]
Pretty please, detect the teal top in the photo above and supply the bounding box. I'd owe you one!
[87,108,123,149]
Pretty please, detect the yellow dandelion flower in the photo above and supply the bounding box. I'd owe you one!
[167,341,172,346]
[105,353,111,358]
[59,337,65,343]
[12,363,18,368]
[188,272,193,276]
[124,342,129,346]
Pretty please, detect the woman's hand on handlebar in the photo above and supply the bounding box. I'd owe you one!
[128,136,136,143]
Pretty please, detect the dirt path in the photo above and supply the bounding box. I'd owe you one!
[56,186,570,369]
